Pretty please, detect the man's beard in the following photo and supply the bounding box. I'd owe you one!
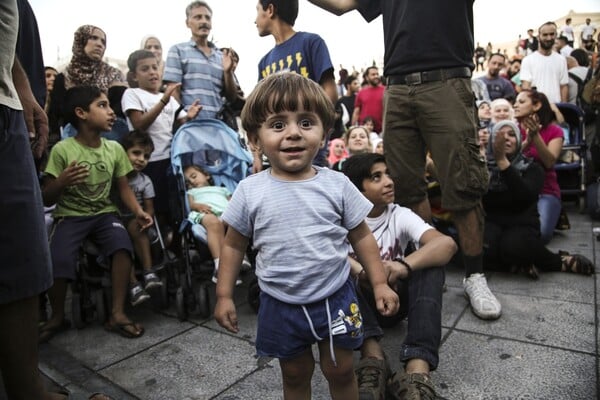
[539,39,554,51]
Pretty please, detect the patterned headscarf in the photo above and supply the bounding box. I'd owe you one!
[64,25,124,91]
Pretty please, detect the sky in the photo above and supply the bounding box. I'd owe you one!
[30,0,600,95]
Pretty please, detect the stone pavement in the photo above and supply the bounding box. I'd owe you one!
[4,203,599,400]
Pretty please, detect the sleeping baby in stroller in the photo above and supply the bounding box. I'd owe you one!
[183,164,242,285]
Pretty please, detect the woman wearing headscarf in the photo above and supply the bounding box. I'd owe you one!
[48,25,125,147]
[482,120,593,277]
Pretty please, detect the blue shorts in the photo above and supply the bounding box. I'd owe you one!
[48,213,133,280]
[256,278,363,360]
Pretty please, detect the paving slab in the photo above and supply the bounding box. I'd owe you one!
[435,330,597,400]
[101,326,259,400]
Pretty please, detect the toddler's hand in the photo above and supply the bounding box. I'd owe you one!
[214,297,239,333]
[373,283,399,317]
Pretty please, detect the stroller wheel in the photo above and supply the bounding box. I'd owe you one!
[175,287,187,322]
[195,283,210,318]
[71,293,85,329]
[94,289,107,324]
[247,277,260,314]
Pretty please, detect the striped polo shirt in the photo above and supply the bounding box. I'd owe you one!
[164,40,224,119]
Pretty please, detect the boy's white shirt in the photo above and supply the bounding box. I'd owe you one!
[351,203,433,260]
[121,88,186,162]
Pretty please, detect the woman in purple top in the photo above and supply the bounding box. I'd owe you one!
[514,89,564,244]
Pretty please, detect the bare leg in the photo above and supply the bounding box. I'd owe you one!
[0,295,66,400]
[202,214,225,259]
[318,342,358,400]
[127,219,152,272]
[45,278,67,329]
[109,250,142,336]
[452,205,484,257]
[279,349,315,400]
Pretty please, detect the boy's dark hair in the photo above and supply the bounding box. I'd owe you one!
[259,0,298,26]
[63,85,103,128]
[342,153,386,192]
[241,72,335,142]
[127,49,156,73]
[186,1,212,18]
[121,130,155,153]
[45,66,57,74]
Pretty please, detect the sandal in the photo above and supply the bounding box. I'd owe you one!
[104,320,144,339]
[559,251,595,275]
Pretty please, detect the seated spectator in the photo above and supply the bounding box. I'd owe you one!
[477,100,492,126]
[490,98,515,124]
[342,153,457,400]
[40,86,152,342]
[327,137,348,168]
[331,125,372,171]
[119,132,163,307]
[362,115,380,143]
[372,137,383,154]
[483,120,594,277]
[478,122,490,157]
[513,89,564,244]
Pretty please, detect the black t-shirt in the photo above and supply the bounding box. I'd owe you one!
[357,0,475,76]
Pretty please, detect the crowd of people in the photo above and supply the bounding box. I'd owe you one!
[2,0,600,399]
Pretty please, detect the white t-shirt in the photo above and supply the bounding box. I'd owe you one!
[560,25,574,42]
[349,204,432,261]
[520,51,569,104]
[121,88,185,162]
[581,23,596,40]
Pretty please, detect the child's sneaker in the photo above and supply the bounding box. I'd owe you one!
[130,283,150,306]
[144,272,163,290]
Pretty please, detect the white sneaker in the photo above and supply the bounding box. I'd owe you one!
[463,273,501,320]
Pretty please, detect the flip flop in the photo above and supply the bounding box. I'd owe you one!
[39,320,70,343]
[103,321,144,339]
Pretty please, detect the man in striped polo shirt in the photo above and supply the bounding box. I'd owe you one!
[164,1,239,120]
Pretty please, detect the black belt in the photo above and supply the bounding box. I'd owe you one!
[387,67,472,86]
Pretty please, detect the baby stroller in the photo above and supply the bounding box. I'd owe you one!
[170,119,253,320]
[554,102,587,212]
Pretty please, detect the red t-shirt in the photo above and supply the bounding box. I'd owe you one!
[355,85,385,132]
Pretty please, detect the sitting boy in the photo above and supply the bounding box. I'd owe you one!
[40,86,152,342]
[342,153,457,400]
[120,131,163,306]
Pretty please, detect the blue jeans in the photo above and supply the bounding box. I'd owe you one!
[537,194,561,244]
[358,266,444,370]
